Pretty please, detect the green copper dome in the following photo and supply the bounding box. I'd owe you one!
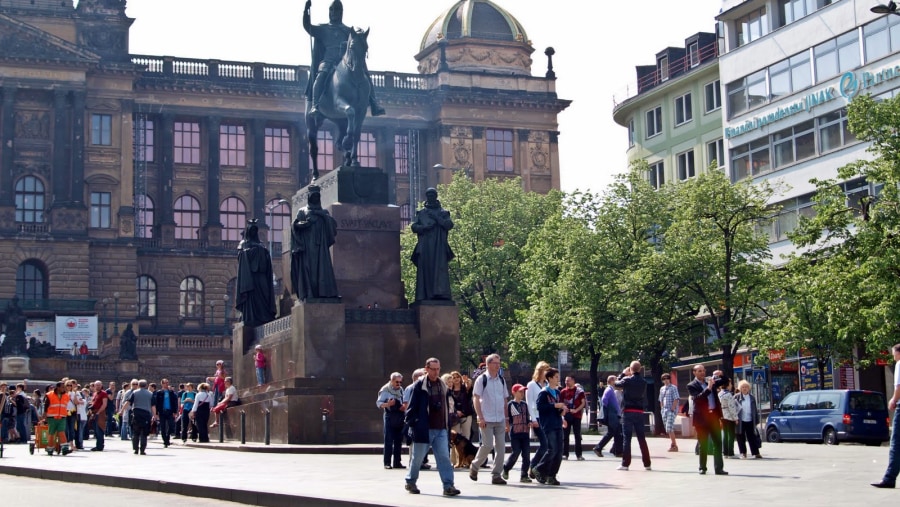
[420,0,529,51]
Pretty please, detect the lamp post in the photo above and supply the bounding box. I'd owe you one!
[872,1,900,15]
[101,298,109,342]
[223,294,230,335]
[208,299,216,336]
[113,292,120,335]
[266,199,289,287]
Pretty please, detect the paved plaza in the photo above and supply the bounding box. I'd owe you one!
[0,433,895,506]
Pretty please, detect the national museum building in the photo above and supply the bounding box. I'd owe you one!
[0,0,569,381]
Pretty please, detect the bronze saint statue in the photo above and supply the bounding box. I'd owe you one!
[235,220,277,328]
[410,188,455,302]
[304,0,383,178]
[291,186,340,300]
[119,322,138,360]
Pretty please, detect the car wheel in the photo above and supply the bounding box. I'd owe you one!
[766,427,781,443]
[823,427,838,445]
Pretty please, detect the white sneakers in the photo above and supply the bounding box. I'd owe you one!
[616,465,628,471]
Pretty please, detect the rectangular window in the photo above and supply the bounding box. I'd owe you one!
[817,108,856,153]
[357,132,376,167]
[311,130,335,172]
[219,124,246,166]
[689,42,700,68]
[659,56,669,81]
[737,7,769,47]
[731,138,771,182]
[677,150,696,181]
[772,119,815,169]
[707,138,725,170]
[486,128,514,172]
[646,106,663,138]
[90,191,111,228]
[264,127,291,169]
[649,161,664,190]
[769,51,812,100]
[91,114,112,146]
[726,70,766,119]
[627,119,635,147]
[394,134,409,174]
[675,93,693,126]
[174,121,201,164]
[704,80,721,113]
[133,117,154,163]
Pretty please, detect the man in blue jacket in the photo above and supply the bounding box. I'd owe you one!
[403,357,461,497]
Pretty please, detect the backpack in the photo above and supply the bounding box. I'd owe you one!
[1,397,16,419]
[480,372,506,391]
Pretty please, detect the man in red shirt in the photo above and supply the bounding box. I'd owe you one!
[89,380,108,451]
[560,376,586,460]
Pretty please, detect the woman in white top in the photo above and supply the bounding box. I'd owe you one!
[190,383,213,442]
[526,361,551,478]
[718,378,739,458]
[734,379,762,459]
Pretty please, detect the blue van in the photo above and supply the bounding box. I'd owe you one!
[765,389,890,446]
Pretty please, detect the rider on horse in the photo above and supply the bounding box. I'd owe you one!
[303,0,385,117]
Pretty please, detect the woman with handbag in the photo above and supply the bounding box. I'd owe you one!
[190,383,212,443]
[734,380,762,459]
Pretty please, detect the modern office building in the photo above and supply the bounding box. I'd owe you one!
[612,31,724,189]
[0,0,569,382]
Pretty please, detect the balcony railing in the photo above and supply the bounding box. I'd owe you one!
[613,40,719,106]
[0,298,98,312]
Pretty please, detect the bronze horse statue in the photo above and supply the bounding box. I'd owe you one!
[306,27,371,180]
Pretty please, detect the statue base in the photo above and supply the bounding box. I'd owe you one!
[1,355,31,376]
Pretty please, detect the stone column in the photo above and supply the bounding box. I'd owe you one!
[158,113,176,246]
[51,89,69,206]
[205,116,222,247]
[251,119,266,221]
[0,88,17,206]
[70,91,86,204]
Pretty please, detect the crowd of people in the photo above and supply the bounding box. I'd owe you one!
[0,358,246,455]
[378,356,771,496]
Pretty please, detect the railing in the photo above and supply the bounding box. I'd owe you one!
[174,239,209,250]
[613,40,719,106]
[256,315,291,339]
[17,223,50,234]
[0,298,98,312]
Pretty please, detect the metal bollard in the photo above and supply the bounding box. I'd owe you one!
[240,410,246,445]
[264,409,270,445]
[218,412,224,443]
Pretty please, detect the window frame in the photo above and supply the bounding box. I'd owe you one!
[394,134,410,175]
[485,128,514,173]
[704,80,722,113]
[357,131,377,167]
[90,113,112,146]
[174,121,201,165]
[707,138,725,170]
[136,275,157,318]
[179,276,204,318]
[264,127,291,169]
[220,196,247,242]
[133,117,155,163]
[15,176,45,224]
[646,106,663,139]
[266,198,291,245]
[676,150,696,181]
[219,124,247,167]
[135,194,154,238]
[674,92,693,127]
[16,261,46,301]
[310,130,335,172]
[90,191,112,229]
[173,195,201,240]
[648,161,665,190]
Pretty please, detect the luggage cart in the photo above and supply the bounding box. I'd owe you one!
[29,423,49,455]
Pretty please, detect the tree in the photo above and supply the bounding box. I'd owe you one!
[400,174,561,369]
[664,170,776,380]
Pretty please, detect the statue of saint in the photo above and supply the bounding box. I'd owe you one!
[119,322,138,360]
[303,0,384,117]
[2,296,27,355]
[291,186,340,300]
[235,220,277,328]
[410,188,455,302]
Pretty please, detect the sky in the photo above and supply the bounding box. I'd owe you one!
[124,0,724,195]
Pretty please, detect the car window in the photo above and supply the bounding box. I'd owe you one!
[849,392,885,411]
[780,393,798,411]
[817,392,841,410]
[795,392,812,411]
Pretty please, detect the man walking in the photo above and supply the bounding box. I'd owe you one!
[688,364,727,475]
[593,375,622,457]
[88,380,108,451]
[873,343,900,488]
[119,379,153,455]
[615,361,652,471]
[377,372,407,470]
[152,378,179,448]
[470,353,509,485]
[403,357,460,497]
[560,376,586,460]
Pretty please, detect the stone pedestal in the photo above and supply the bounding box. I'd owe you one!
[1,355,31,376]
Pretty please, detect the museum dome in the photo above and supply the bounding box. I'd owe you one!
[420,0,529,51]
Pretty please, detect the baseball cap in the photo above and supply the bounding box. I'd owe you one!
[512,383,527,393]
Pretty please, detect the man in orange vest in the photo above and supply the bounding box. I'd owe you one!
[43,381,71,455]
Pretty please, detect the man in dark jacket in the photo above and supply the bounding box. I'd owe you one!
[403,357,460,497]
[614,361,652,471]
[687,364,727,475]
[151,378,179,448]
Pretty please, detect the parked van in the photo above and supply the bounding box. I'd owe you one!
[765,389,889,446]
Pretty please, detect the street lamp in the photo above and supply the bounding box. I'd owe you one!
[208,299,216,336]
[266,199,289,286]
[872,1,900,15]
[101,298,109,342]
[113,292,120,335]
[222,294,230,335]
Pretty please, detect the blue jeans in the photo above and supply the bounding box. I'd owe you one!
[531,424,548,469]
[16,413,29,443]
[534,426,563,478]
[405,429,455,489]
[504,433,531,477]
[883,407,900,484]
[93,417,105,450]
[76,418,86,448]
[158,411,175,446]
[256,367,266,386]
[595,415,622,454]
[622,411,651,468]
[383,416,403,467]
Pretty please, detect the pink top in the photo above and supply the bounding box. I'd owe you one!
[255,351,266,368]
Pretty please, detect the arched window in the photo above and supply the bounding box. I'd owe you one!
[220,197,247,241]
[15,176,45,223]
[174,195,201,240]
[266,198,291,245]
[310,130,335,172]
[357,131,376,167]
[16,260,46,301]
[179,276,204,318]
[135,194,155,238]
[136,275,157,317]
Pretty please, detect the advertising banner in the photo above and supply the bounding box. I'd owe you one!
[26,320,55,347]
[54,316,98,351]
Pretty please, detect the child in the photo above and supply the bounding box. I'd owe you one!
[254,345,267,386]
[502,384,532,483]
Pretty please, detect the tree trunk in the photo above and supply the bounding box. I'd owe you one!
[588,350,600,431]
[649,354,664,436]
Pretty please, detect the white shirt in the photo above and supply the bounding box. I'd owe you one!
[473,372,507,423]
[526,380,546,422]
[224,385,238,403]
[191,391,212,413]
[740,396,752,422]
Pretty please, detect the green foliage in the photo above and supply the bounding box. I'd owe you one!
[400,173,561,369]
